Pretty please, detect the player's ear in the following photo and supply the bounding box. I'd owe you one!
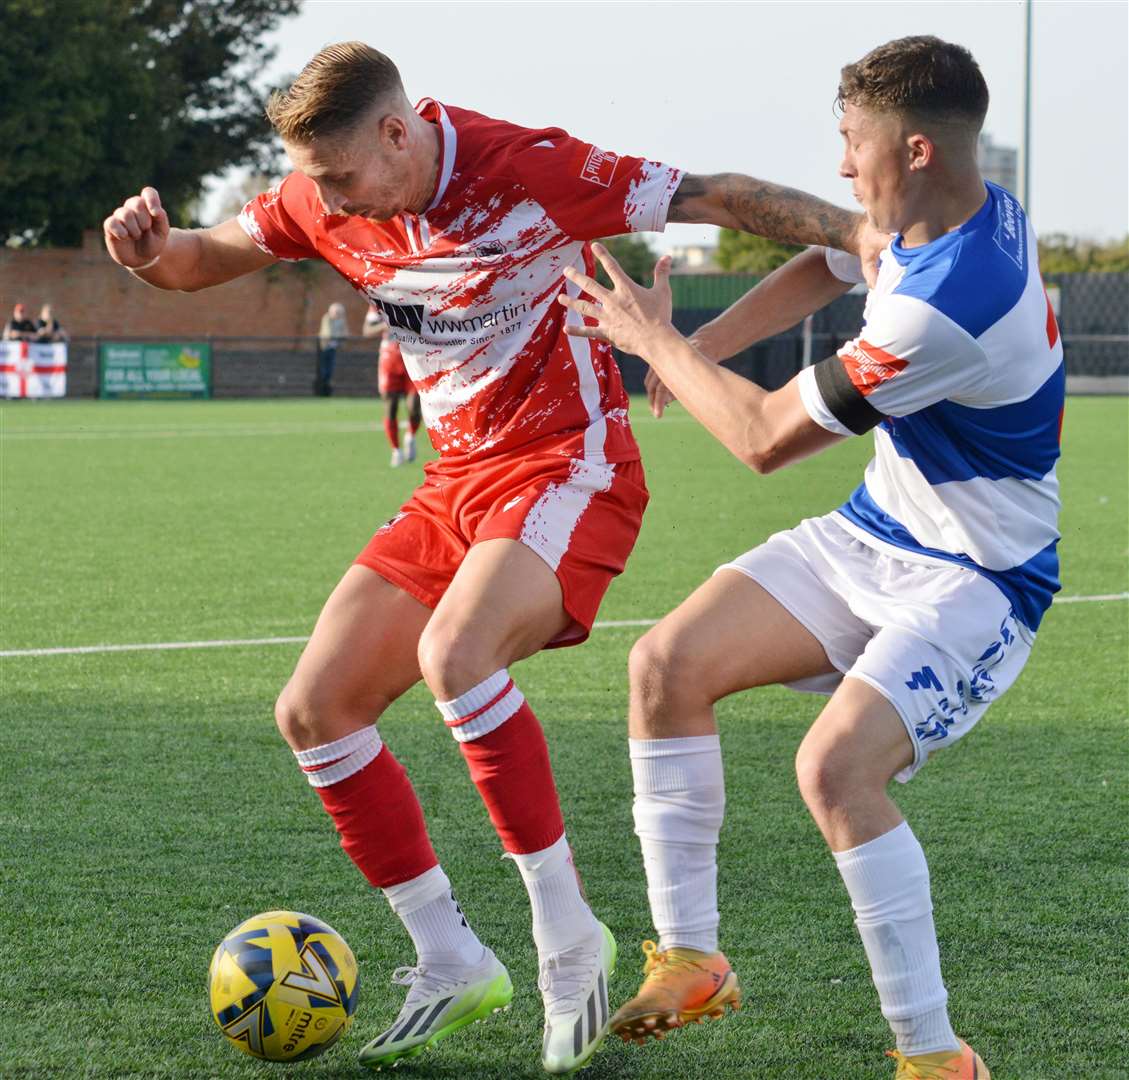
[380,113,408,151]
[907,132,933,172]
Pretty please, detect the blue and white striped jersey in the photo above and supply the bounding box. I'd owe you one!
[799,182,1063,632]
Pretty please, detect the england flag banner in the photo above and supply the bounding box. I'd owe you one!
[0,342,67,398]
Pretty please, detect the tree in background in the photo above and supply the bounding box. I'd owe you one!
[595,234,658,288]
[715,229,802,275]
[1039,235,1129,274]
[0,0,299,246]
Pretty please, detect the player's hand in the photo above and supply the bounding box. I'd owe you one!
[103,187,170,269]
[558,244,674,359]
[853,216,890,288]
[644,365,675,418]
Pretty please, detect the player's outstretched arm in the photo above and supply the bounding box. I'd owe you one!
[644,246,854,418]
[558,245,842,473]
[692,246,853,360]
[670,173,887,281]
[103,187,276,291]
[670,172,864,250]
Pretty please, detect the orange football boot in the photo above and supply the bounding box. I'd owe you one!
[887,1038,990,1079]
[609,940,740,1044]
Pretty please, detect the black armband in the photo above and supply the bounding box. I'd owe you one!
[812,354,884,435]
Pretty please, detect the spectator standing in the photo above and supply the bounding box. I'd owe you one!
[316,301,349,396]
[3,303,38,341]
[35,304,68,343]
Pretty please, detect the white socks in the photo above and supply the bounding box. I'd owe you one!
[630,735,725,953]
[834,821,958,1057]
[508,834,599,955]
[383,865,486,969]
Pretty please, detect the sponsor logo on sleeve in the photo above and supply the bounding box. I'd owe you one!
[993,190,1026,269]
[580,146,619,187]
[838,338,908,395]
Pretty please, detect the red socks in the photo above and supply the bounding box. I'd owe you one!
[295,727,437,887]
[436,671,565,854]
[383,415,400,449]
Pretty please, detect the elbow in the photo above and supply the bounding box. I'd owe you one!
[741,445,786,475]
[739,416,788,475]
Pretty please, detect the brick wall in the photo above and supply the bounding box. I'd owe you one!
[0,230,370,338]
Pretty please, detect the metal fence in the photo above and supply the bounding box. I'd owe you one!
[59,271,1126,399]
[655,270,1128,393]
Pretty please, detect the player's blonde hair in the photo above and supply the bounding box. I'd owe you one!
[266,42,405,144]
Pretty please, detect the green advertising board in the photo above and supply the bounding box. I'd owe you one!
[99,342,212,399]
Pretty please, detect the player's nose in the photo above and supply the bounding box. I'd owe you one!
[316,186,346,215]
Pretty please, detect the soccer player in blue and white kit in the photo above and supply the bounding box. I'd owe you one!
[558,36,1061,1078]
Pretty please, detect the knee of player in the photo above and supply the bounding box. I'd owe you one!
[416,623,486,700]
[629,628,676,689]
[274,683,315,748]
[628,627,704,710]
[793,737,869,813]
[274,680,354,750]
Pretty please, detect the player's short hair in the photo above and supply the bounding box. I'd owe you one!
[837,36,989,130]
[266,41,405,144]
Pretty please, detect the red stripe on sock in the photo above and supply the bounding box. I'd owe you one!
[301,758,343,774]
[458,701,565,854]
[444,679,515,728]
[313,746,437,887]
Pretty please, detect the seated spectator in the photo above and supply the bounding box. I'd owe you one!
[35,304,68,343]
[3,303,38,342]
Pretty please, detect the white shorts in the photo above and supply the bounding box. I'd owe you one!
[718,513,1034,782]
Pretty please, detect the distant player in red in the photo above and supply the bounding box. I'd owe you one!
[103,42,874,1073]
[364,304,421,466]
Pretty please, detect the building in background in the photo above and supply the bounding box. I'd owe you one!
[668,243,718,274]
[978,133,1018,195]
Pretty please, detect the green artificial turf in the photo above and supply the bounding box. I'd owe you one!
[0,396,1125,1079]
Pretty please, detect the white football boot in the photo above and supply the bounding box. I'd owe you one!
[389,447,404,468]
[404,432,417,462]
[358,947,512,1071]
[539,922,616,1074]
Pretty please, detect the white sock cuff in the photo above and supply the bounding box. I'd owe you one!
[834,821,932,924]
[294,726,382,788]
[382,864,452,917]
[629,735,721,759]
[629,735,723,796]
[506,833,571,882]
[436,669,525,743]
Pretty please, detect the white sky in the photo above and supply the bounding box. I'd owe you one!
[204,0,1129,248]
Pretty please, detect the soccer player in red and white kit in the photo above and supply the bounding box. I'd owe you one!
[103,42,875,1073]
[364,304,422,466]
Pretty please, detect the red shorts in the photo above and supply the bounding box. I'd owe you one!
[378,352,414,397]
[355,452,649,647]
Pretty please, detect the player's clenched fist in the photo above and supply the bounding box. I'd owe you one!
[103,187,170,269]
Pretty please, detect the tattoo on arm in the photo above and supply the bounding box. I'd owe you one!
[670,172,862,252]
[667,174,708,215]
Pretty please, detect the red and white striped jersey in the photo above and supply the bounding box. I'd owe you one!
[240,100,684,463]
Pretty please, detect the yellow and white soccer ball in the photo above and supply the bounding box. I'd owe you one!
[208,910,359,1062]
